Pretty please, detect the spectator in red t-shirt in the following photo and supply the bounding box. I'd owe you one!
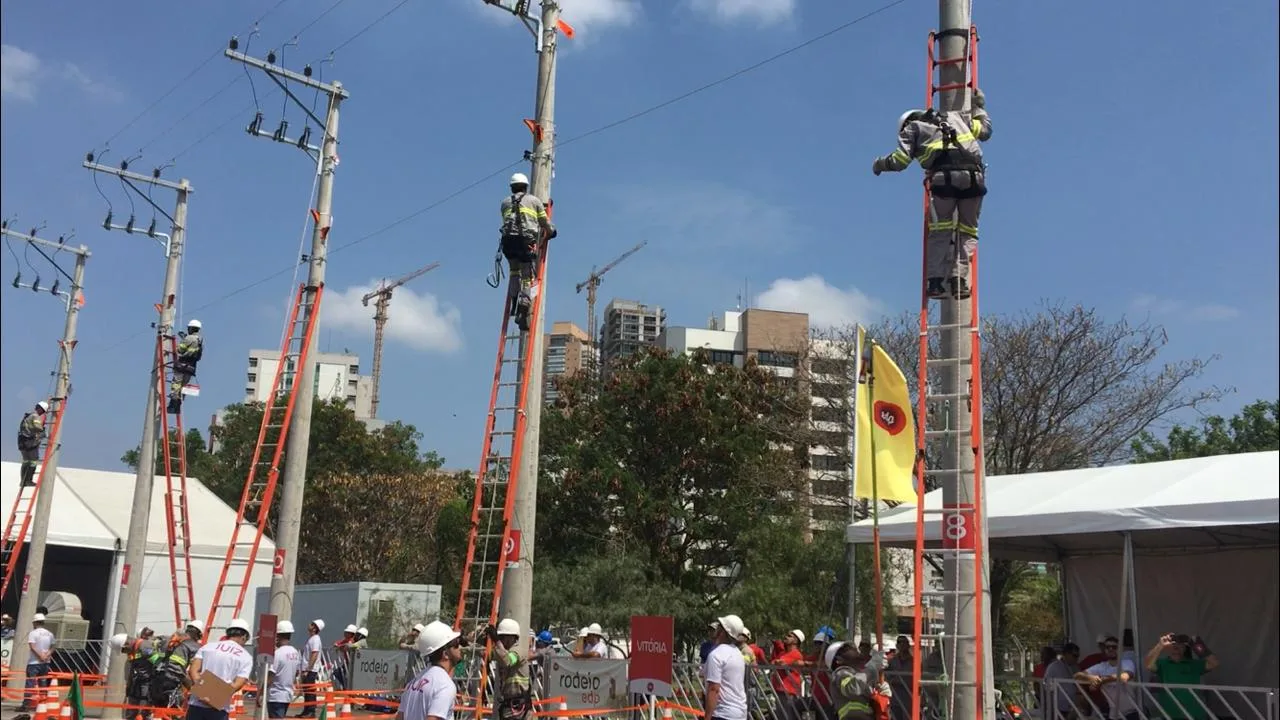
[771,629,807,720]
[807,629,835,720]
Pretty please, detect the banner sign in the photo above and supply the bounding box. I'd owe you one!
[628,615,674,696]
[546,657,629,710]
[350,649,415,692]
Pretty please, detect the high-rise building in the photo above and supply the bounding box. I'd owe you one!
[244,348,376,422]
[599,299,666,369]
[543,321,591,405]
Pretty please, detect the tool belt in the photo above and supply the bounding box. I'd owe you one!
[929,165,986,200]
[500,234,538,263]
[497,693,531,720]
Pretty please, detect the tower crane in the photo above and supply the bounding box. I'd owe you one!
[361,261,441,417]
[574,240,646,375]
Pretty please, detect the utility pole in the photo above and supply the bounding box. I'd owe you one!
[83,158,193,705]
[935,0,993,715]
[225,38,348,622]
[1,224,89,692]
[484,0,563,652]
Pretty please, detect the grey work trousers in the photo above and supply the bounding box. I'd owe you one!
[926,170,983,281]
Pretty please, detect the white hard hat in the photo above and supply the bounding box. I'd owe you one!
[584,622,604,637]
[186,620,205,634]
[789,629,806,644]
[716,615,746,640]
[415,620,461,657]
[187,319,202,329]
[814,631,831,644]
[898,109,926,132]
[577,627,589,638]
[824,641,846,669]
[33,613,46,622]
[412,623,426,634]
[509,172,529,187]
[496,619,520,637]
[110,633,128,650]
[356,627,368,637]
[227,618,252,635]
[277,621,295,634]
[312,619,325,632]
[36,401,49,412]
[344,624,359,634]
[739,627,752,641]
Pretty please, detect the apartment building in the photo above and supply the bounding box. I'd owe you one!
[244,348,375,422]
[599,299,666,369]
[543,321,592,405]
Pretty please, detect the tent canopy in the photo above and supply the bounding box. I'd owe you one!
[846,451,1279,560]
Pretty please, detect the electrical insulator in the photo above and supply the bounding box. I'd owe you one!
[303,64,313,78]
[31,277,41,293]
[297,126,312,149]
[267,50,277,64]
[85,151,95,163]
[11,273,20,288]
[50,280,60,297]
[273,119,289,143]
[247,111,264,135]
[125,215,135,234]
[103,211,113,229]
[229,36,239,51]
[147,218,157,237]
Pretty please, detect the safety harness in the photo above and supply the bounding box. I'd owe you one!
[920,109,987,200]
[17,413,42,452]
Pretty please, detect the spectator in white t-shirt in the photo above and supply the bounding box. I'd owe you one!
[266,621,304,719]
[704,615,749,720]
[1074,637,1139,720]
[187,618,255,720]
[298,619,326,718]
[18,613,55,711]
[1041,643,1081,718]
[573,623,609,659]
[399,621,463,720]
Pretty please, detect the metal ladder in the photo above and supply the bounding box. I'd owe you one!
[204,283,324,632]
[454,202,554,720]
[155,330,198,627]
[909,24,989,720]
[1,397,67,599]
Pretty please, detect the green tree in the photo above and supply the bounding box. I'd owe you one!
[534,347,813,642]
[121,428,216,482]
[1131,399,1279,462]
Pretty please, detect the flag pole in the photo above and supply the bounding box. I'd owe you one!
[846,325,867,641]
[868,340,886,652]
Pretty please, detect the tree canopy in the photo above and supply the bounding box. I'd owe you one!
[1131,399,1279,462]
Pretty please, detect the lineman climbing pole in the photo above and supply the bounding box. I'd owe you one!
[210,38,347,629]
[0,224,89,692]
[85,158,195,703]
[909,0,994,717]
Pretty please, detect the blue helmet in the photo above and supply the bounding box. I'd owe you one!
[536,630,554,645]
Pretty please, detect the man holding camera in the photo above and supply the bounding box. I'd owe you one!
[1144,633,1219,720]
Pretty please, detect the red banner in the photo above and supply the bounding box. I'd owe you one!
[504,530,522,568]
[257,614,278,657]
[273,549,286,577]
[628,615,674,696]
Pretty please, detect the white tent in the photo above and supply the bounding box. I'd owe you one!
[1,461,275,632]
[847,451,1279,691]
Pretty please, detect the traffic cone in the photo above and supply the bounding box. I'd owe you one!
[340,698,353,719]
[33,700,48,720]
[235,692,246,718]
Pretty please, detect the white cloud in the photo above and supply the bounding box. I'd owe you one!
[1128,294,1240,322]
[688,0,795,26]
[1,44,41,101]
[755,275,883,328]
[0,44,122,103]
[324,282,464,354]
[564,0,640,30]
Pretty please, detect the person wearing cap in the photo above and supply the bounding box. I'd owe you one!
[297,619,325,717]
[1,612,15,639]
[17,612,55,711]
[770,629,807,720]
[486,619,532,720]
[400,621,463,720]
[187,618,254,720]
[704,615,748,720]
[573,623,608,659]
[266,620,303,719]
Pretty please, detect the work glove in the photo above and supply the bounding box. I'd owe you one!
[546,226,558,240]
[872,157,886,176]
[973,87,985,109]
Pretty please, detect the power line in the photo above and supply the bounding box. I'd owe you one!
[96,0,907,350]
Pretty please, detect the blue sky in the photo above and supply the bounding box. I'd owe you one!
[2,0,1277,473]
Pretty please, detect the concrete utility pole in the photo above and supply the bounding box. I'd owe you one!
[486,0,562,653]
[1,226,89,692]
[225,41,349,623]
[83,159,193,705]
[934,0,994,716]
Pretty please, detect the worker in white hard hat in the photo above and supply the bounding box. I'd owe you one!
[331,624,359,690]
[573,623,608,659]
[116,626,158,714]
[167,319,204,414]
[400,621,463,720]
[149,621,205,709]
[17,612,55,711]
[704,615,748,720]
[186,618,254,720]
[823,640,887,720]
[497,172,556,332]
[483,619,532,720]
[298,619,325,717]
[266,620,303,719]
[872,88,992,301]
[400,623,427,664]
[17,400,50,487]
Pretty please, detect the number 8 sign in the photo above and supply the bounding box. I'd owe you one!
[942,505,976,551]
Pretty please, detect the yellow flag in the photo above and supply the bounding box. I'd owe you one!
[854,342,918,504]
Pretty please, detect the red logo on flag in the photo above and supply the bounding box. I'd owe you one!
[873,401,906,436]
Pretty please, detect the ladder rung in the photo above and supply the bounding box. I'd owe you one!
[924,323,971,333]
[924,428,971,437]
[925,356,970,366]
[928,392,968,400]
[918,678,977,687]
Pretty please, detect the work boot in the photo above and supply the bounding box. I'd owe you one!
[949,277,971,300]
[926,278,947,299]
[514,300,530,333]
[167,395,182,414]
[20,466,35,487]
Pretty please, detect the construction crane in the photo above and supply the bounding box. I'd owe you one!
[361,261,440,417]
[574,240,646,374]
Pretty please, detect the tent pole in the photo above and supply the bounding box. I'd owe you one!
[1116,532,1131,654]
[100,540,126,677]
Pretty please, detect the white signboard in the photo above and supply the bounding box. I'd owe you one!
[545,658,629,711]
[349,650,415,693]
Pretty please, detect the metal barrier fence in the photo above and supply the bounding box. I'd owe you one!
[1042,677,1278,720]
